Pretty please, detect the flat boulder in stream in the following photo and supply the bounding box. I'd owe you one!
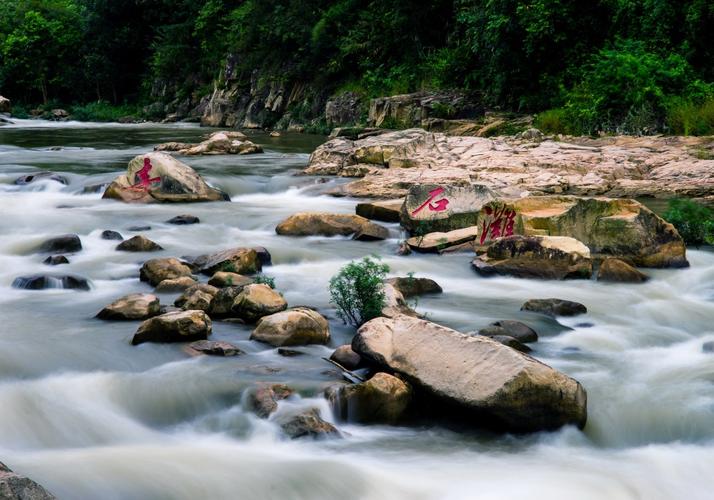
[12,274,90,291]
[102,152,229,203]
[275,212,388,240]
[97,293,161,320]
[385,276,443,298]
[132,310,211,345]
[231,284,287,323]
[521,298,587,317]
[597,258,648,283]
[352,315,587,432]
[472,235,592,280]
[0,461,56,500]
[36,234,82,254]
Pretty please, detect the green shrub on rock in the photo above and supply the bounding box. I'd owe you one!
[329,256,389,327]
[253,274,276,289]
[663,199,714,247]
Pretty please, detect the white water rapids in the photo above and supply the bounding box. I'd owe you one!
[1,120,713,499]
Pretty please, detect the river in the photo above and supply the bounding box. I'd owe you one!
[1,120,713,500]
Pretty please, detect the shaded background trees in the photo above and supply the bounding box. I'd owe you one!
[0,0,712,133]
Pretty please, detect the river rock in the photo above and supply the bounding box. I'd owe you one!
[597,258,649,283]
[154,276,197,293]
[14,171,68,185]
[303,129,714,206]
[352,315,587,431]
[12,275,90,291]
[485,335,532,353]
[355,199,403,222]
[132,310,212,345]
[248,384,294,418]
[385,277,442,298]
[174,284,219,311]
[279,409,340,439]
[0,96,10,113]
[208,286,245,317]
[381,283,419,319]
[476,196,687,268]
[139,257,193,286]
[275,212,389,240]
[102,152,230,203]
[521,298,587,317]
[253,247,272,267]
[115,235,163,252]
[43,255,69,266]
[101,230,123,241]
[36,234,82,254]
[231,284,287,322]
[185,340,243,357]
[472,235,593,280]
[330,345,363,370]
[488,320,538,343]
[407,226,479,253]
[208,272,253,288]
[401,184,497,234]
[353,223,390,241]
[251,307,330,347]
[166,214,200,225]
[155,131,263,155]
[0,461,56,500]
[327,372,412,424]
[189,247,262,276]
[97,293,161,320]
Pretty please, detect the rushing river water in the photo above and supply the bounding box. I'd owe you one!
[1,119,713,500]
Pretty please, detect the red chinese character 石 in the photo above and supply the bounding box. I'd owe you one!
[411,187,450,216]
[130,157,161,191]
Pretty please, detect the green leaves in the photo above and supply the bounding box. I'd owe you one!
[329,256,389,328]
[663,199,714,247]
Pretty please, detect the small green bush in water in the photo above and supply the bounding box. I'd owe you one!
[253,274,276,289]
[663,199,714,247]
[329,256,389,327]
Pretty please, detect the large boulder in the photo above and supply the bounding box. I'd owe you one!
[189,248,262,276]
[597,258,649,283]
[102,152,229,203]
[140,258,193,286]
[476,196,687,268]
[352,315,587,432]
[36,234,82,254]
[155,131,263,155]
[251,307,330,346]
[231,284,287,322]
[276,212,389,240]
[472,235,593,280]
[97,293,161,320]
[132,310,211,345]
[0,461,56,500]
[401,184,497,234]
[115,235,163,252]
[327,372,412,424]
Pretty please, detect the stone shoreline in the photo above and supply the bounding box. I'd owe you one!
[303,128,714,205]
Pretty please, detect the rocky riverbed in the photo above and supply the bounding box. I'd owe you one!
[1,120,714,499]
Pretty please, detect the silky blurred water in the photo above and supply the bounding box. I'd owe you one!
[1,119,713,500]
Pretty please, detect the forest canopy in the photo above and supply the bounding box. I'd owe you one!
[0,0,712,134]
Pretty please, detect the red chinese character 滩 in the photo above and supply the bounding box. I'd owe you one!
[480,205,516,244]
[411,187,450,216]
[130,157,161,191]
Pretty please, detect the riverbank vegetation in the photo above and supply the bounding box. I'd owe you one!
[0,0,713,134]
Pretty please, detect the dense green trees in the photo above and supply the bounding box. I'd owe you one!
[0,0,712,133]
